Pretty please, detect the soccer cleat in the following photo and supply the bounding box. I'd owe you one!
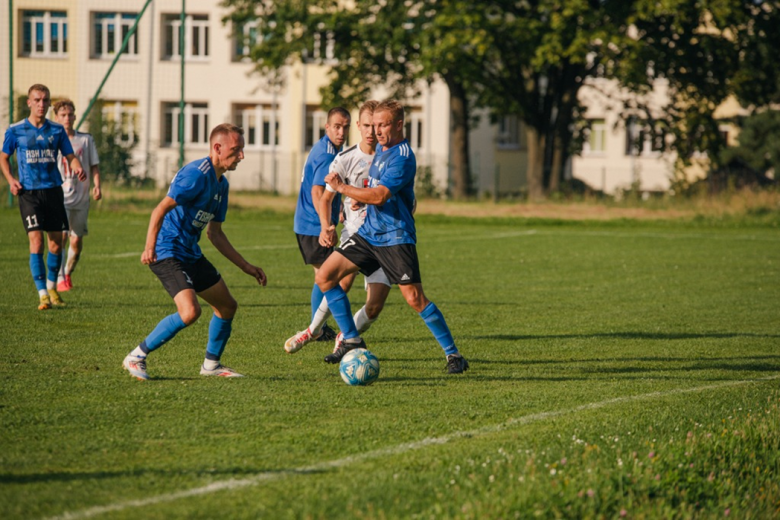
[47,289,66,306]
[122,355,149,380]
[200,364,244,377]
[446,353,470,374]
[38,294,52,311]
[324,337,366,364]
[316,323,338,342]
[332,332,344,354]
[57,275,73,292]
[284,327,323,354]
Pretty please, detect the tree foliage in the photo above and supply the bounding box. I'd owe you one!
[222,0,779,199]
[85,101,139,186]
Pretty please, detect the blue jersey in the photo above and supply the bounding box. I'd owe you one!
[156,157,229,263]
[358,140,417,247]
[293,135,341,236]
[2,119,74,190]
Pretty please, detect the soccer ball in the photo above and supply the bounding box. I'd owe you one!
[339,348,380,386]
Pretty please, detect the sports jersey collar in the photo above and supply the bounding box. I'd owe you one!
[322,134,341,153]
[377,139,409,155]
[25,117,51,131]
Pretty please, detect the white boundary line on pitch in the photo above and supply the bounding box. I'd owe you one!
[46,374,780,520]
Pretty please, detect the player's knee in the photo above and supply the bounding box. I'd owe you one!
[221,297,238,319]
[179,305,202,325]
[314,270,337,291]
[365,301,384,319]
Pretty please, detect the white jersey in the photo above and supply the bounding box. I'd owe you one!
[326,144,375,238]
[58,132,99,209]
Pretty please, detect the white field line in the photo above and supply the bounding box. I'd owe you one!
[47,374,780,520]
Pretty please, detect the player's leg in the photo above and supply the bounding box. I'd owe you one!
[197,278,243,377]
[44,230,66,306]
[359,280,391,332]
[318,239,375,363]
[123,259,199,380]
[58,207,86,291]
[19,191,51,308]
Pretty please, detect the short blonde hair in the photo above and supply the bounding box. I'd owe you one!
[28,84,50,98]
[209,123,244,144]
[375,99,405,124]
[358,100,379,119]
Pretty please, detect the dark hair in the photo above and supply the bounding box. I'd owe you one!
[28,84,51,97]
[358,100,379,118]
[327,107,351,123]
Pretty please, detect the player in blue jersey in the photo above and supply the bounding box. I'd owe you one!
[122,123,267,380]
[1,84,84,310]
[317,99,469,374]
[283,107,350,353]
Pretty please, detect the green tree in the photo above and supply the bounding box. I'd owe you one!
[722,110,780,176]
[222,0,492,199]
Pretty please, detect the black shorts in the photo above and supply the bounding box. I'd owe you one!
[336,233,422,285]
[18,187,68,233]
[149,256,222,298]
[296,233,333,265]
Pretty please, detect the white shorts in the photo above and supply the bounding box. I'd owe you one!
[65,206,89,237]
[340,229,391,287]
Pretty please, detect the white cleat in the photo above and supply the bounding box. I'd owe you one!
[200,364,244,377]
[123,355,149,380]
[284,327,322,354]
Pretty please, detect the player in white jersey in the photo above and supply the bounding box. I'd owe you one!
[53,99,102,292]
[284,101,392,355]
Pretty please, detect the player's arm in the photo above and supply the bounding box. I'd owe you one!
[325,171,391,206]
[317,186,337,247]
[141,196,177,265]
[206,221,267,286]
[91,164,102,200]
[64,153,86,182]
[0,151,22,195]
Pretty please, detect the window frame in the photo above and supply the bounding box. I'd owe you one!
[21,10,68,58]
[234,104,280,150]
[162,14,209,61]
[163,102,209,148]
[92,12,139,59]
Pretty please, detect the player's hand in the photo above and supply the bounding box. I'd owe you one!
[243,263,267,286]
[93,185,102,201]
[325,172,344,192]
[74,167,86,182]
[319,225,336,247]
[9,179,22,196]
[351,200,364,211]
[141,248,157,265]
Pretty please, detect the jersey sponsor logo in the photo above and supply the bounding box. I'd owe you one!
[48,135,55,144]
[25,148,57,164]
[192,209,216,229]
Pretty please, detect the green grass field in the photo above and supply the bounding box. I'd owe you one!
[1,205,778,519]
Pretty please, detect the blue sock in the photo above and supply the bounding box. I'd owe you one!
[29,254,47,292]
[47,252,62,284]
[420,302,458,356]
[310,283,325,322]
[205,315,233,361]
[324,286,358,339]
[140,313,187,352]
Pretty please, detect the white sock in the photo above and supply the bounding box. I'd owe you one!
[129,346,147,359]
[203,358,219,370]
[46,279,56,290]
[309,298,331,335]
[38,289,48,297]
[66,245,78,275]
[354,306,377,334]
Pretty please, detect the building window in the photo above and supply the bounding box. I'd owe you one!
[92,13,138,58]
[101,101,138,145]
[497,115,521,149]
[163,14,209,60]
[303,25,335,64]
[625,118,665,156]
[234,104,279,149]
[305,107,327,150]
[584,118,606,154]
[163,103,209,146]
[233,21,258,61]
[22,11,68,58]
[405,109,424,151]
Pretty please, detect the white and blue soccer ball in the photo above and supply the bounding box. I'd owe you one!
[339,348,380,386]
